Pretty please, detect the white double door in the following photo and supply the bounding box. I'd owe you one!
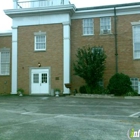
[31,69,49,94]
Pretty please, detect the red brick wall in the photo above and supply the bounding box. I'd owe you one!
[71,14,140,92]
[0,35,12,94]
[18,24,63,94]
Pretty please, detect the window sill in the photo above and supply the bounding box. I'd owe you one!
[82,34,94,36]
[133,58,140,60]
[34,50,46,52]
[99,33,113,35]
[0,75,10,77]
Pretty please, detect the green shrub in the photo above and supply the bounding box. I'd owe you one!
[125,91,138,96]
[92,86,104,94]
[79,85,87,94]
[107,73,133,96]
[79,85,106,94]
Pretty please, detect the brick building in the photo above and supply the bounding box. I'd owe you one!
[0,0,140,95]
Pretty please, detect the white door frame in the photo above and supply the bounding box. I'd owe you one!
[29,67,51,95]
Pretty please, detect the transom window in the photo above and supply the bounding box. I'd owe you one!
[0,48,10,75]
[83,18,94,35]
[100,17,111,34]
[34,32,46,51]
[133,25,140,59]
[130,78,139,92]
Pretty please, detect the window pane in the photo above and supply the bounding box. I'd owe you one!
[1,63,10,75]
[33,74,39,83]
[134,43,140,51]
[42,73,47,83]
[83,19,93,35]
[1,52,10,63]
[0,51,10,75]
[133,25,140,59]
[35,35,46,50]
[100,17,111,33]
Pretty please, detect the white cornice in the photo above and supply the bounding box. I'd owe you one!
[4,4,76,18]
[0,31,12,36]
[72,5,140,19]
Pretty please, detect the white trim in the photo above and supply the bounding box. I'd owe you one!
[29,67,51,95]
[100,17,111,34]
[71,5,140,19]
[4,4,76,18]
[0,51,10,76]
[0,31,12,36]
[34,34,46,51]
[82,18,94,35]
[10,14,71,28]
[132,25,140,59]
[131,20,140,26]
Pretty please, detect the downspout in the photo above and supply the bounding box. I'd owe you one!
[114,7,118,73]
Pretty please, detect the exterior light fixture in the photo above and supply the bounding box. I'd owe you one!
[38,62,41,67]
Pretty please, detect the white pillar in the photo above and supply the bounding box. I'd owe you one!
[11,27,18,94]
[64,0,69,4]
[13,0,17,9]
[63,22,71,94]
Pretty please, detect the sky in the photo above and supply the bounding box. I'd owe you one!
[0,0,140,31]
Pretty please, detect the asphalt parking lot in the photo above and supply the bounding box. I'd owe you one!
[0,96,139,140]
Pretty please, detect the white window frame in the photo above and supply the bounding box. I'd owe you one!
[132,25,140,59]
[100,17,111,34]
[83,18,94,35]
[34,32,46,51]
[130,78,139,92]
[0,48,10,76]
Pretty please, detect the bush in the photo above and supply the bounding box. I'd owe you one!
[74,46,106,88]
[79,85,87,94]
[107,73,133,96]
[125,91,138,96]
[79,85,106,94]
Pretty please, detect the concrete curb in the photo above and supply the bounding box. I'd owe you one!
[70,93,140,99]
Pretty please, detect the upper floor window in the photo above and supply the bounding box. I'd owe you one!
[133,25,140,59]
[0,48,10,75]
[83,18,94,35]
[34,32,46,51]
[100,17,111,34]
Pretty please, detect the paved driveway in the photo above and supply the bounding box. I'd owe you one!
[0,96,139,140]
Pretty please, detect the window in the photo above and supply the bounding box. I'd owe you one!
[34,32,46,51]
[100,17,111,34]
[133,25,140,59]
[98,80,104,87]
[0,48,10,75]
[92,47,103,53]
[130,78,139,92]
[83,18,93,35]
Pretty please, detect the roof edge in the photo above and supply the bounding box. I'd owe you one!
[0,30,12,36]
[76,2,140,11]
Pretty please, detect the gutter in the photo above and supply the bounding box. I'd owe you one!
[76,2,140,11]
[114,7,118,73]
